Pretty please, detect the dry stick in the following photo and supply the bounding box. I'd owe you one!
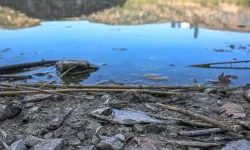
[0,83,78,98]
[0,89,180,96]
[39,67,75,89]
[179,128,223,136]
[156,103,235,132]
[176,120,214,128]
[165,140,221,147]
[16,83,223,90]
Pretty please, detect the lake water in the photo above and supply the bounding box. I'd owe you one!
[0,0,250,86]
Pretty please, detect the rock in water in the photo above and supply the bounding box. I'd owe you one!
[222,140,250,150]
[10,140,25,150]
[55,60,99,73]
[96,137,124,150]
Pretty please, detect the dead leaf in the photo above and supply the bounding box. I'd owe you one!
[218,103,246,119]
[218,73,231,86]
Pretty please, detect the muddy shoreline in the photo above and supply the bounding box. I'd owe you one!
[0,85,250,150]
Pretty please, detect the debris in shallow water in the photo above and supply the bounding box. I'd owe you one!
[239,46,247,49]
[229,44,235,49]
[213,49,232,52]
[0,48,10,53]
[143,74,168,82]
[112,48,127,51]
[55,60,99,74]
[91,107,166,125]
[192,78,198,83]
[218,103,246,119]
[97,80,125,86]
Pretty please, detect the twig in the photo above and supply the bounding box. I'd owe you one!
[0,83,77,98]
[179,128,223,136]
[39,67,75,89]
[0,89,180,96]
[15,83,223,90]
[176,120,214,128]
[165,140,221,147]
[156,103,235,132]
[0,75,32,80]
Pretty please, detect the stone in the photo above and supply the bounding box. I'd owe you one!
[77,132,86,141]
[44,132,54,139]
[79,145,95,150]
[222,140,250,150]
[24,103,36,109]
[0,101,23,121]
[47,108,73,131]
[159,148,171,150]
[245,90,250,102]
[25,125,45,136]
[68,137,81,146]
[96,137,124,150]
[10,140,25,150]
[30,138,64,150]
[114,134,125,142]
[91,135,100,145]
[204,88,217,94]
[145,124,165,134]
[22,94,52,104]
[132,124,145,133]
[120,90,144,103]
[209,94,221,99]
[25,135,45,147]
[188,148,201,150]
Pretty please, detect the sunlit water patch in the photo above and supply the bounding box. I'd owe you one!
[0,21,250,85]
